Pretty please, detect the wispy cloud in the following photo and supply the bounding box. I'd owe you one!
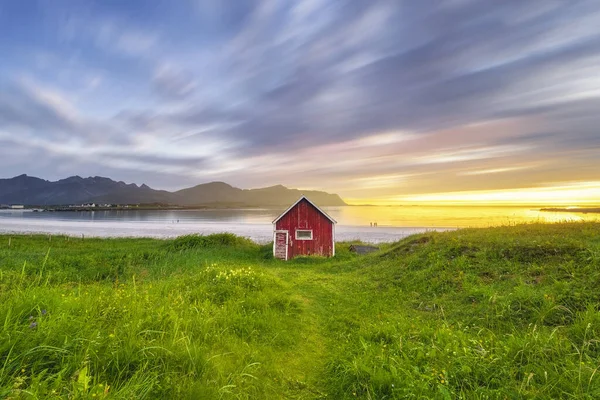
[152,64,197,99]
[458,166,533,176]
[0,0,599,201]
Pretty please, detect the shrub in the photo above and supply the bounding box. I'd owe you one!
[168,233,256,251]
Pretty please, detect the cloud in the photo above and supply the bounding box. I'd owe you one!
[152,64,197,99]
[0,81,77,136]
[0,0,599,200]
[187,0,600,155]
[112,30,158,56]
[56,12,160,58]
[458,166,533,176]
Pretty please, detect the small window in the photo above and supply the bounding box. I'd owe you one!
[295,230,313,240]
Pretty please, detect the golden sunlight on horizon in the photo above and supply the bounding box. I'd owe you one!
[345,181,600,206]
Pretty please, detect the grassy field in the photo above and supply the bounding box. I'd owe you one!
[1,222,600,399]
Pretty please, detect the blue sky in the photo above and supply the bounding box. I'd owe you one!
[1,0,600,203]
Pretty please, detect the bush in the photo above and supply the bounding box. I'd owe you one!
[168,233,256,251]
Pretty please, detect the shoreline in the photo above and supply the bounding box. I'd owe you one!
[0,220,444,244]
[540,207,600,214]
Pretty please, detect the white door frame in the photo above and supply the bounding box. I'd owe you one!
[273,230,289,260]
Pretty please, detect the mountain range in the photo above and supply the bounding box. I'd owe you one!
[0,174,347,207]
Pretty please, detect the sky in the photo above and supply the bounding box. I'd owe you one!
[1,0,599,205]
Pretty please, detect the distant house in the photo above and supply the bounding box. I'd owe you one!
[10,205,24,209]
[272,196,336,260]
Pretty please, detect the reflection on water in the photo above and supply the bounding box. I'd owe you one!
[336,206,599,227]
[0,206,597,227]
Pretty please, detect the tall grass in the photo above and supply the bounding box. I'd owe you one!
[0,223,599,398]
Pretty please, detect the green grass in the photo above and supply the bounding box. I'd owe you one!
[1,224,600,399]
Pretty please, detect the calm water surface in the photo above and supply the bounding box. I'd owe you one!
[0,206,597,243]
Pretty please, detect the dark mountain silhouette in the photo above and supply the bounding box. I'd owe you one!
[0,175,346,207]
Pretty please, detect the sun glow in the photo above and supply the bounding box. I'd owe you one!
[348,181,600,206]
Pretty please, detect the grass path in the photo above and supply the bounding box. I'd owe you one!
[268,269,338,399]
[268,265,367,399]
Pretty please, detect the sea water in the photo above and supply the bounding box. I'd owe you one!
[0,206,596,243]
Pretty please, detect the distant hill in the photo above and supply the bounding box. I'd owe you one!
[0,174,347,207]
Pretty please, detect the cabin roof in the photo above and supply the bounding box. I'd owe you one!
[272,195,337,224]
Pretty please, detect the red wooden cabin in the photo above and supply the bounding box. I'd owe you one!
[272,196,336,260]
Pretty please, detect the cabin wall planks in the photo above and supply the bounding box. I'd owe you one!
[273,197,335,260]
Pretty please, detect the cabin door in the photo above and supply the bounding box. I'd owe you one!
[274,231,289,260]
